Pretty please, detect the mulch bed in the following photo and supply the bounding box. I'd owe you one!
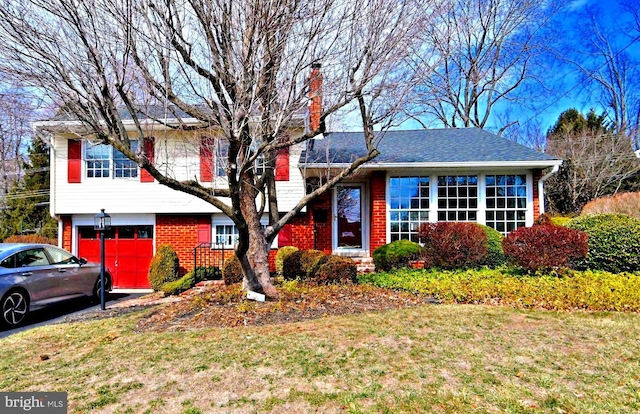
[134,283,437,333]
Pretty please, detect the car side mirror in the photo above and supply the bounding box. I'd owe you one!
[78,258,87,265]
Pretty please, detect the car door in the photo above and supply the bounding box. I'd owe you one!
[44,246,91,296]
[13,247,58,305]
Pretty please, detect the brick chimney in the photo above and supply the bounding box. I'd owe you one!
[309,63,323,132]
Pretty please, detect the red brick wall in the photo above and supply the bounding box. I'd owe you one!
[60,215,72,251]
[309,64,323,131]
[156,214,203,275]
[286,192,332,253]
[532,169,542,221]
[369,172,387,253]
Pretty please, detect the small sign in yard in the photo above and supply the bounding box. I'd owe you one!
[247,290,266,302]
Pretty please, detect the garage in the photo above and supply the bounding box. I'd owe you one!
[77,225,154,288]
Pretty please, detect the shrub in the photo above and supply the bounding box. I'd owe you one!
[148,244,180,291]
[359,267,640,312]
[581,192,640,219]
[222,255,244,285]
[503,225,588,272]
[479,224,506,268]
[417,222,488,269]
[373,240,423,271]
[194,266,222,280]
[282,249,325,280]
[161,269,207,295]
[550,216,572,226]
[275,246,299,275]
[567,214,640,273]
[310,255,357,285]
[3,234,57,245]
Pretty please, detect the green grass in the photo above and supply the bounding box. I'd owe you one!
[1,303,639,413]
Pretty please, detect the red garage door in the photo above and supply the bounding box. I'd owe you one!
[78,225,154,288]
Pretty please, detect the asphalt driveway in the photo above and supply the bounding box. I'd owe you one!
[0,290,151,339]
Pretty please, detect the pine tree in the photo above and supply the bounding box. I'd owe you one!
[1,137,57,238]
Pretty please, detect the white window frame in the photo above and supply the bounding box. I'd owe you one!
[211,215,278,249]
[84,140,139,179]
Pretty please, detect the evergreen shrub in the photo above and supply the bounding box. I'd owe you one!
[567,214,640,273]
[282,249,325,280]
[161,270,204,295]
[503,225,588,272]
[372,239,423,271]
[222,255,244,285]
[275,246,299,275]
[417,222,488,269]
[148,244,180,291]
[479,224,506,268]
[310,255,357,285]
[2,234,57,245]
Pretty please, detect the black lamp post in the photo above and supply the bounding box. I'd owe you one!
[94,209,111,311]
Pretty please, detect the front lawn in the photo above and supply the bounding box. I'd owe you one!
[1,281,639,413]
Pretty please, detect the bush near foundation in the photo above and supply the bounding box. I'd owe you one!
[148,244,180,291]
[502,225,588,272]
[567,214,640,273]
[162,269,206,295]
[3,234,57,245]
[479,225,506,268]
[282,249,326,280]
[222,255,244,285]
[275,246,298,275]
[418,222,488,269]
[372,240,423,271]
[309,255,357,285]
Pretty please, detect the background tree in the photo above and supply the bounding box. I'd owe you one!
[1,136,56,239]
[0,0,432,297]
[0,86,31,194]
[407,0,564,135]
[545,108,640,215]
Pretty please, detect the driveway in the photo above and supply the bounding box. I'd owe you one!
[0,289,152,339]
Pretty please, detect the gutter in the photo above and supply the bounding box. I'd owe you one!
[538,164,561,216]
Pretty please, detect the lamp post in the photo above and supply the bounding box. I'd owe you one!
[94,209,111,311]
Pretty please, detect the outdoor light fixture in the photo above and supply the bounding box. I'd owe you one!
[94,209,111,310]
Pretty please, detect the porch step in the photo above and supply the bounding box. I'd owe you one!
[351,257,376,274]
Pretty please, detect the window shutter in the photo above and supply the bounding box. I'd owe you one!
[199,137,214,182]
[197,216,211,244]
[140,137,155,183]
[67,139,82,183]
[278,224,292,247]
[275,147,290,181]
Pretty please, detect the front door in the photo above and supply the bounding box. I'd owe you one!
[334,184,366,253]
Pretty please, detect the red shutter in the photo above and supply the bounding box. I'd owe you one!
[275,147,290,181]
[197,216,211,244]
[67,139,82,183]
[200,137,214,182]
[140,137,155,183]
[278,224,292,247]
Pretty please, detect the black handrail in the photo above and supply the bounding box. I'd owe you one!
[192,242,226,271]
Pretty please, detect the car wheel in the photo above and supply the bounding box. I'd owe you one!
[1,290,29,327]
[93,275,112,303]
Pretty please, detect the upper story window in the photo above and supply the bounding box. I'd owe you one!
[216,140,228,177]
[85,141,139,179]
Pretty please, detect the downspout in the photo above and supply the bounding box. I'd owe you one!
[538,164,560,216]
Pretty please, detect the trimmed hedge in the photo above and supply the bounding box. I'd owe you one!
[222,255,244,285]
[275,246,298,275]
[503,225,588,271]
[567,214,640,273]
[373,240,423,271]
[148,244,180,291]
[418,222,488,269]
[359,268,640,312]
[3,234,57,245]
[581,192,640,219]
[479,225,506,268]
[309,255,357,285]
[282,249,326,280]
[161,269,206,295]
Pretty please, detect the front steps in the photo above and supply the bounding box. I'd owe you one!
[351,257,376,274]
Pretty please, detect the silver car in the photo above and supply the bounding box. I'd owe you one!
[0,243,112,327]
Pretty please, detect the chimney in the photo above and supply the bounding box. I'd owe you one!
[309,62,323,132]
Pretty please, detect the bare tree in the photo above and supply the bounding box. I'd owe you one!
[0,0,429,297]
[0,86,32,194]
[408,0,563,135]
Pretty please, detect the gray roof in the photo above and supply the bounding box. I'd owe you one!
[300,128,560,167]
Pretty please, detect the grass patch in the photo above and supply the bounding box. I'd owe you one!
[359,267,640,311]
[1,302,639,412]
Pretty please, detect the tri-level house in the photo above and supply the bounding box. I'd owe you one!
[37,70,562,289]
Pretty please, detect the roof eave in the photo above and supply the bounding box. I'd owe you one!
[299,160,563,169]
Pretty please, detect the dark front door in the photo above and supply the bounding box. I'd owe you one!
[335,185,364,250]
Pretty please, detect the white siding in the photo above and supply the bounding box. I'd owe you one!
[51,132,307,216]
